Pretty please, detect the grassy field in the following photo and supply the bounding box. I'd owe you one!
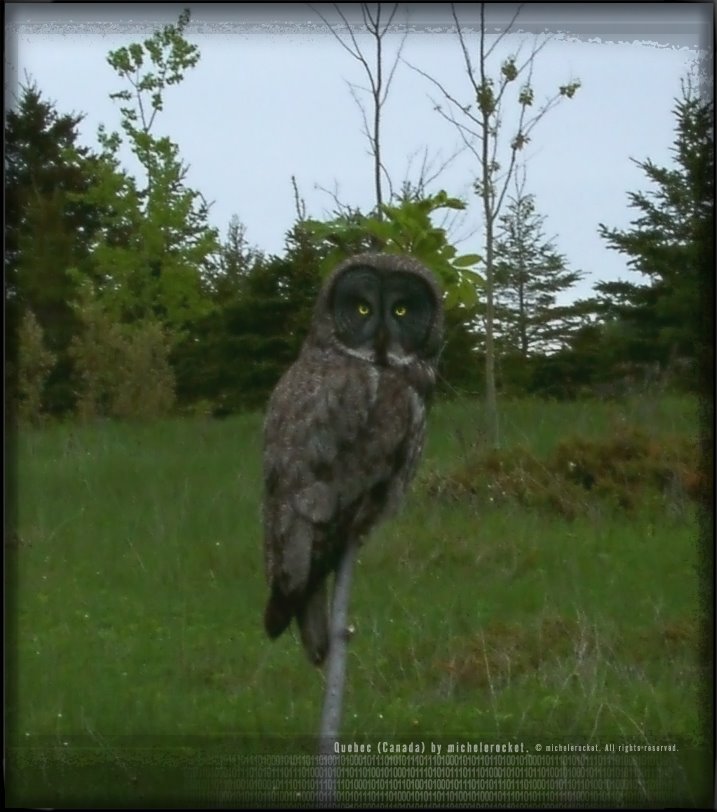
[7,395,711,807]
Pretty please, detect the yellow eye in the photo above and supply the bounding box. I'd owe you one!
[358,302,371,316]
[394,304,407,317]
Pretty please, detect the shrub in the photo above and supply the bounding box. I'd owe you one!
[421,421,700,518]
[15,310,56,424]
[70,301,175,421]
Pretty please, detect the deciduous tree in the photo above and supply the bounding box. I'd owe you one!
[407,3,580,444]
[84,8,219,328]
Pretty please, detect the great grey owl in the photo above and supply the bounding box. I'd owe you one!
[262,253,444,665]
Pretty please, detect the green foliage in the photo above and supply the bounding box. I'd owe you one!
[501,58,517,82]
[476,79,496,115]
[174,224,322,415]
[107,9,198,122]
[113,322,176,420]
[302,191,483,310]
[80,8,218,329]
[69,286,175,421]
[5,82,106,414]
[559,81,581,99]
[516,330,603,399]
[596,76,713,374]
[68,300,122,420]
[6,11,219,421]
[205,214,263,304]
[436,305,484,397]
[15,311,57,425]
[518,85,534,106]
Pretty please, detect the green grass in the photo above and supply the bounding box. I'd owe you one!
[7,395,711,807]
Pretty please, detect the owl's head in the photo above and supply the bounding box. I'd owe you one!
[312,253,444,367]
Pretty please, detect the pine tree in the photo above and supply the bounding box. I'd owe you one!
[5,81,105,413]
[174,243,322,415]
[597,75,713,371]
[205,214,262,304]
[493,184,585,358]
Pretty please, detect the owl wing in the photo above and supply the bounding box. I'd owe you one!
[263,355,412,598]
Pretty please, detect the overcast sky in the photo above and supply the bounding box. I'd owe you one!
[6,3,712,301]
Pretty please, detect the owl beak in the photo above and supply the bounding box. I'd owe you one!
[374,324,389,365]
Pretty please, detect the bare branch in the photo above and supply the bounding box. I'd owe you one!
[309,3,376,97]
[491,96,532,218]
[490,49,551,220]
[492,38,541,111]
[405,143,469,196]
[381,26,409,107]
[381,3,400,35]
[291,175,307,221]
[310,2,409,216]
[347,82,373,147]
[314,180,354,216]
[317,538,360,806]
[380,160,395,202]
[427,96,484,161]
[360,2,375,34]
[484,3,524,61]
[516,33,552,77]
[479,3,487,87]
[309,3,359,61]
[334,3,365,54]
[451,4,479,95]
[488,110,501,163]
[404,59,484,129]
[522,91,565,138]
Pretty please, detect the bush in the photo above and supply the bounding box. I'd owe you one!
[421,420,700,518]
[111,320,176,419]
[70,302,175,421]
[15,310,56,424]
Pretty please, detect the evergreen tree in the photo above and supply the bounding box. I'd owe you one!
[596,76,713,373]
[493,185,585,358]
[206,214,262,304]
[174,232,323,414]
[5,81,104,413]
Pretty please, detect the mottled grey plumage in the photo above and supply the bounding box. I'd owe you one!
[262,253,444,665]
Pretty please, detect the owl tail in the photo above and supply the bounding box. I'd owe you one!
[264,580,330,666]
[264,584,293,640]
[297,580,329,666]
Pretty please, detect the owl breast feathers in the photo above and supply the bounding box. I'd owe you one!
[262,253,444,665]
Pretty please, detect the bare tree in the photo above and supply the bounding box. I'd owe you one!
[407,3,580,446]
[309,3,408,217]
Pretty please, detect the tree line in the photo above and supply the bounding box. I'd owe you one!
[6,9,712,426]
